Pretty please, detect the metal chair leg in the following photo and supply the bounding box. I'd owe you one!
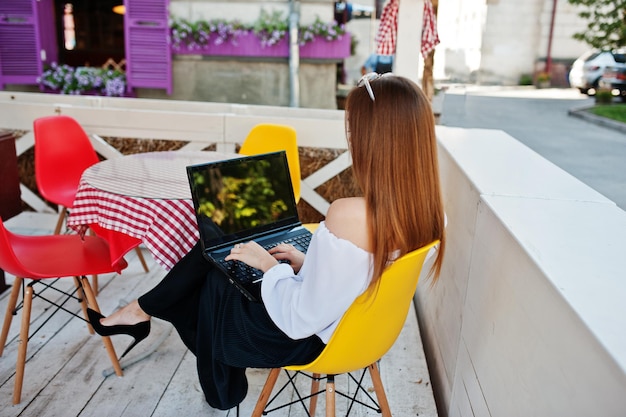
[325,374,335,417]
[253,366,391,416]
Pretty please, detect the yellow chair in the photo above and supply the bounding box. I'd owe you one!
[252,240,440,417]
[239,123,319,233]
[239,124,301,204]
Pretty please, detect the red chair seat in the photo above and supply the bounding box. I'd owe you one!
[8,233,127,278]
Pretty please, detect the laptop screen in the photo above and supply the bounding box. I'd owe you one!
[187,151,300,249]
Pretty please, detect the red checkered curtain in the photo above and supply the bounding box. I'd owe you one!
[375,0,399,56]
[421,0,440,58]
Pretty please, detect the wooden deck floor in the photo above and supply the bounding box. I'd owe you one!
[0,213,438,417]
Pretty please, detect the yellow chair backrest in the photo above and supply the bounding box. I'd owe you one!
[287,240,439,375]
[239,124,301,203]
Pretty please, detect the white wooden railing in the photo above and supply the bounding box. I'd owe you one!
[0,91,350,217]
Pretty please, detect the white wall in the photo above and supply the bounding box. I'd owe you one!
[435,0,590,84]
[480,0,544,83]
[417,125,626,416]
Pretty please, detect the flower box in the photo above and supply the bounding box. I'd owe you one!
[38,64,131,97]
[300,34,350,59]
[172,32,289,58]
[172,33,350,60]
[41,87,136,98]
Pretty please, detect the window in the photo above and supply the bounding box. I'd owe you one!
[63,3,75,50]
[55,0,124,67]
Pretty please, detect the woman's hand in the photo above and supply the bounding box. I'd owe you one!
[224,241,305,274]
[268,243,305,273]
[224,241,278,273]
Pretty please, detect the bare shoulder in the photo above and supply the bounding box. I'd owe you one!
[324,197,370,252]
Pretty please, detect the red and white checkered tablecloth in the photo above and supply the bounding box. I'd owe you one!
[67,151,239,270]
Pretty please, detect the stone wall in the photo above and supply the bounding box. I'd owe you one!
[136,56,341,109]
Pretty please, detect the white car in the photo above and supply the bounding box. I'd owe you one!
[569,49,626,95]
[599,63,626,101]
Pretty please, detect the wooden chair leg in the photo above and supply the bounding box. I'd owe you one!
[74,277,94,334]
[0,276,23,356]
[85,229,101,296]
[135,247,150,273]
[79,276,123,377]
[53,207,67,235]
[309,373,321,416]
[13,284,33,404]
[325,374,335,417]
[252,368,281,417]
[368,363,391,417]
[91,275,99,296]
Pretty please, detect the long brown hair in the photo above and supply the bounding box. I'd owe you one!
[345,75,445,284]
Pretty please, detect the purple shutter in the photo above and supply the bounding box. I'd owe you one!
[0,0,38,89]
[124,0,171,94]
[36,0,57,68]
[0,0,56,89]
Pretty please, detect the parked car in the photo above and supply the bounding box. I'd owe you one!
[569,49,626,95]
[599,63,626,101]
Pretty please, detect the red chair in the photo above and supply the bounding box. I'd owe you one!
[34,115,98,235]
[33,115,149,291]
[0,218,128,404]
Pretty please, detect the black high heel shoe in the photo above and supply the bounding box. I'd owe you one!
[87,308,151,358]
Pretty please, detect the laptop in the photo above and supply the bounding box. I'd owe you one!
[186,151,312,302]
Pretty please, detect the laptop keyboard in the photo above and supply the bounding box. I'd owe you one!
[276,233,312,253]
[217,233,312,284]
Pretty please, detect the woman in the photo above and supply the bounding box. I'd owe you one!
[88,73,446,410]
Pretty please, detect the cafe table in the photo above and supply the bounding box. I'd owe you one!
[67,150,239,270]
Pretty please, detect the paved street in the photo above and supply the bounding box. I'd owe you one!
[439,86,626,211]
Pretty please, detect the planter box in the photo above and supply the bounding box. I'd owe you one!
[173,32,288,58]
[300,34,350,59]
[41,87,135,98]
[172,32,350,60]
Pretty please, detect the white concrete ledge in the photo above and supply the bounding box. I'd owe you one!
[417,126,626,416]
[5,91,625,415]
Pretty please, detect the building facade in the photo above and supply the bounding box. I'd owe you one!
[0,0,595,110]
[436,0,589,86]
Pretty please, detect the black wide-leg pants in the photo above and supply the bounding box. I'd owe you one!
[138,241,325,410]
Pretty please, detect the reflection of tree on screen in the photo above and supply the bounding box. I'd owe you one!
[191,159,295,231]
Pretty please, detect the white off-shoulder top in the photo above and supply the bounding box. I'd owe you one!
[261,221,372,344]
